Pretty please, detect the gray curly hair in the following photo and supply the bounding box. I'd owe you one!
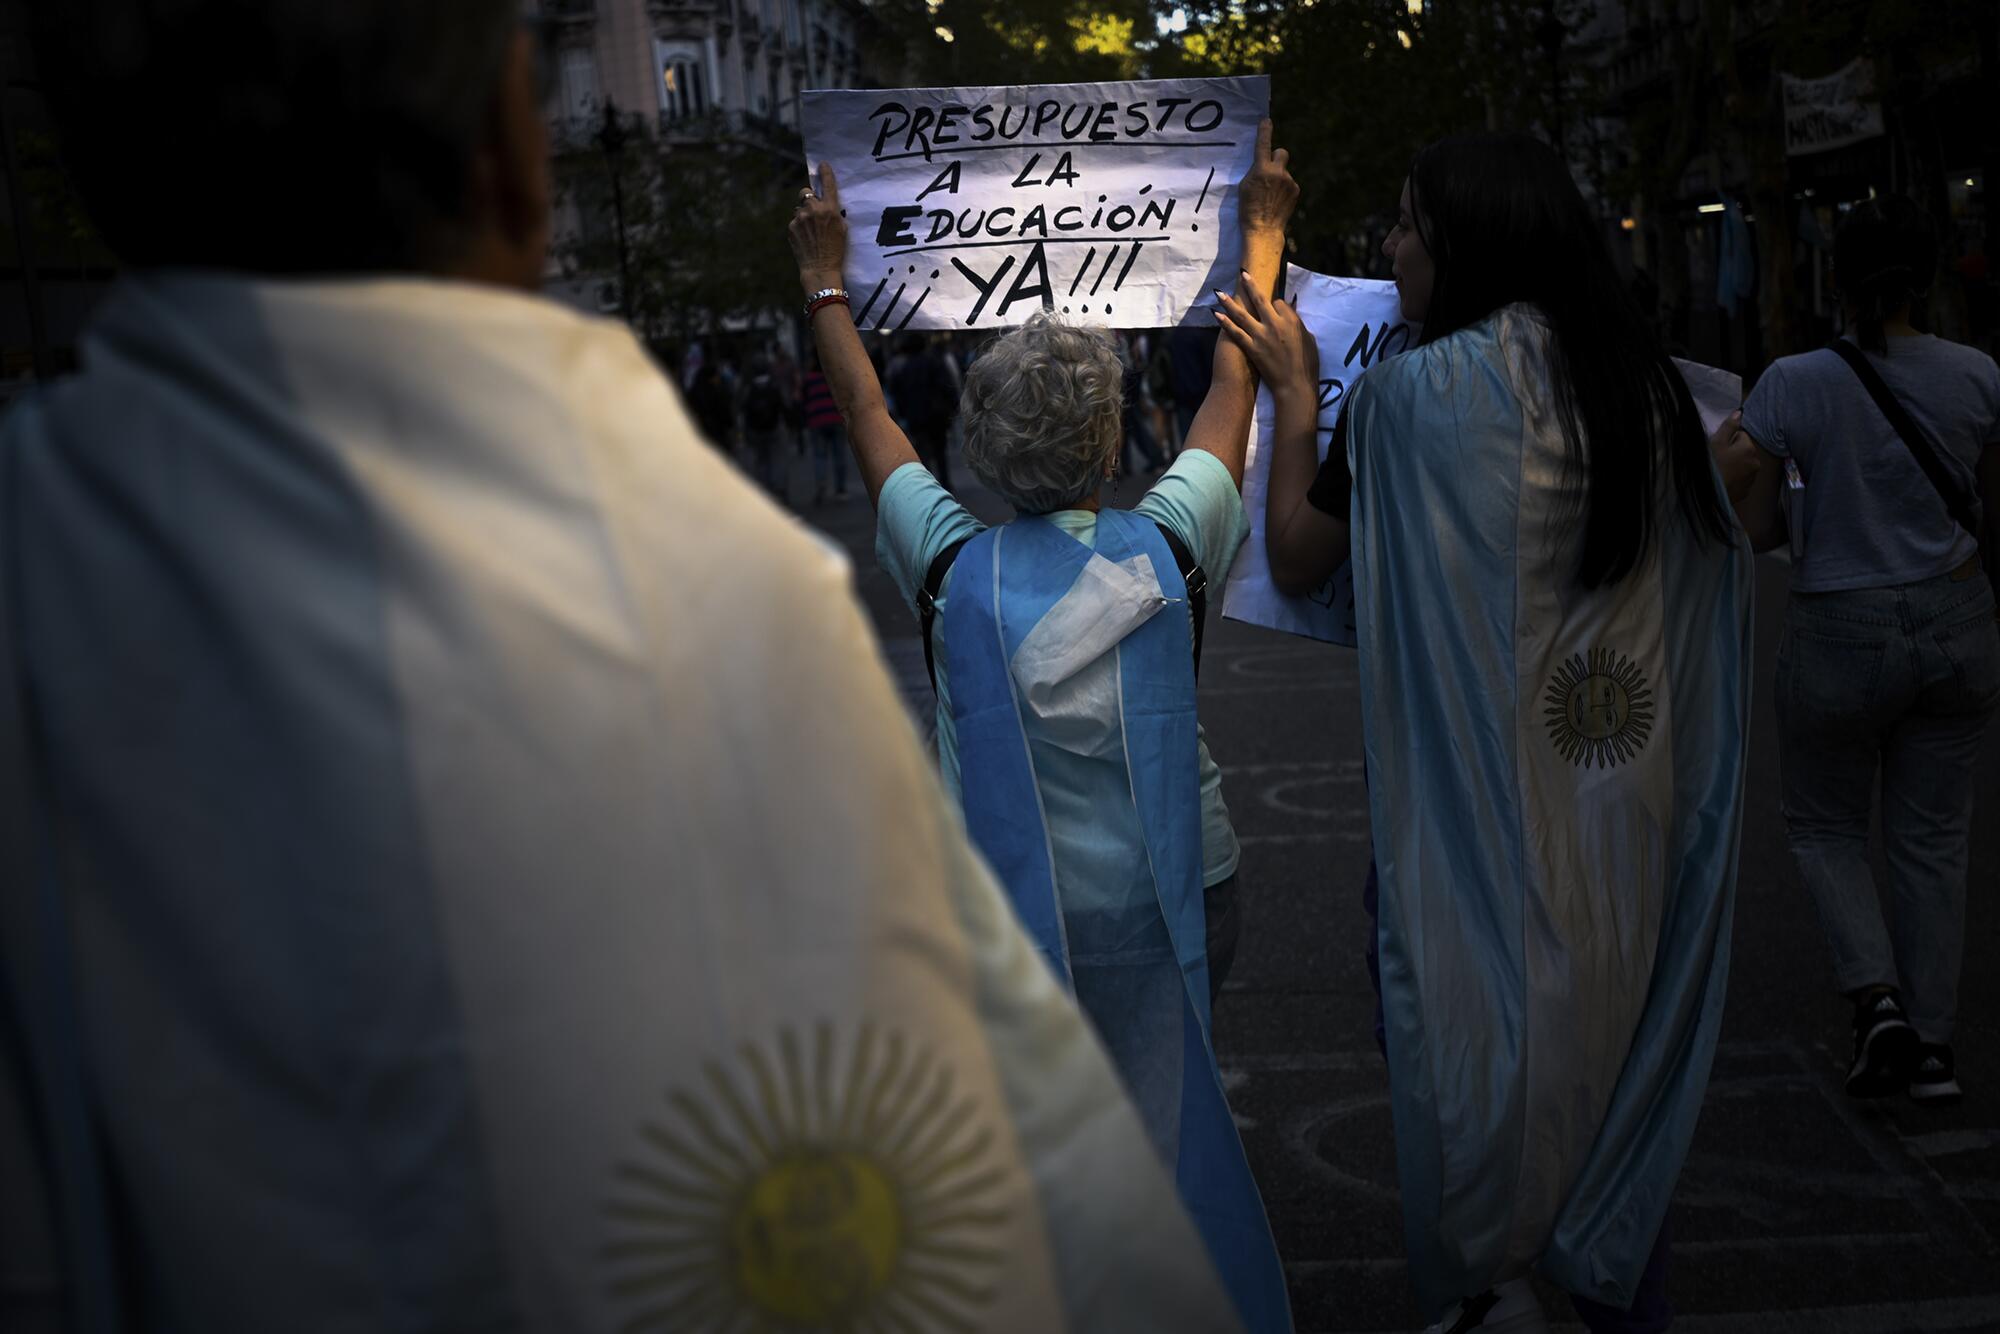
[961,313,1124,513]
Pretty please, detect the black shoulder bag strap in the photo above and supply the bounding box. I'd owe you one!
[1152,521,1208,680]
[916,536,972,696]
[1827,340,1981,545]
[916,521,1207,695]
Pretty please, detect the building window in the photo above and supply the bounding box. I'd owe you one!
[558,46,599,121]
[656,39,707,120]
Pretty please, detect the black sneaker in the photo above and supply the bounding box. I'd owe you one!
[1846,989,1919,1098]
[1909,1043,1962,1105]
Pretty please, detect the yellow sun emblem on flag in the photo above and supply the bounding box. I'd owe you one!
[1543,647,1655,769]
[602,1022,1009,1332]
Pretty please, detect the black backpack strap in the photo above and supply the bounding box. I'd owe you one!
[1153,521,1207,681]
[917,522,1207,695]
[1827,340,1982,544]
[917,535,971,694]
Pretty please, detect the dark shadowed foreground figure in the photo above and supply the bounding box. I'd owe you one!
[0,3,1240,1330]
[1259,132,1754,1334]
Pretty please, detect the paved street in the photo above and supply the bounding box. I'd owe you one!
[772,442,2000,1334]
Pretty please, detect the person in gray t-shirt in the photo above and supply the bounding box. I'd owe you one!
[1743,330,1999,592]
[1724,196,2000,1108]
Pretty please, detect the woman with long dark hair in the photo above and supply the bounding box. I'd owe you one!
[1237,131,1755,1333]
[1724,196,2000,1108]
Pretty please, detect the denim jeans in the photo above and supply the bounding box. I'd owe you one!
[808,423,847,493]
[1776,564,2000,1045]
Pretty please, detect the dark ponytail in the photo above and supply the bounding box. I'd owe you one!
[1406,132,1731,589]
[1833,196,1936,354]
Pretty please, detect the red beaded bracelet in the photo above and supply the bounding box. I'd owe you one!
[804,289,850,319]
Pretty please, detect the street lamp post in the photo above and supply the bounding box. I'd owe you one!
[595,99,633,320]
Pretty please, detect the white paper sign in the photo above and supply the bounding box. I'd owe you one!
[1218,277,1743,648]
[1220,268,1415,646]
[1672,357,1743,437]
[801,77,1269,332]
[1781,58,1884,156]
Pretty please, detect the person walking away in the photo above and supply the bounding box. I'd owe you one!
[1120,331,1166,476]
[0,4,1246,1329]
[1257,131,1754,1334]
[740,354,788,499]
[685,360,733,452]
[770,339,803,456]
[786,121,1304,1334]
[1169,325,1218,447]
[1721,195,2000,1106]
[890,335,959,490]
[801,348,847,503]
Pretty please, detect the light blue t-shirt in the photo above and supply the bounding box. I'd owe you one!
[875,451,1250,887]
[1743,335,2000,593]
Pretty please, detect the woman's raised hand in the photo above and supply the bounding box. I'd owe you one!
[1237,119,1299,239]
[789,161,848,294]
[1707,410,1759,504]
[1215,278,1318,402]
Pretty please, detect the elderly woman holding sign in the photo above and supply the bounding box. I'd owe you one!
[788,123,1303,1332]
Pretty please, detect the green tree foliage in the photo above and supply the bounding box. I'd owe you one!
[869,0,1157,85]
[555,113,802,352]
[1157,0,1596,274]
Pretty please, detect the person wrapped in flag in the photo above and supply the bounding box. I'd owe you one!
[787,124,1303,1334]
[0,5,1250,1329]
[1254,131,1755,1333]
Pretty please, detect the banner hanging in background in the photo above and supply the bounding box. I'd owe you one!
[1781,59,1884,156]
[1221,268,1413,647]
[801,77,1268,332]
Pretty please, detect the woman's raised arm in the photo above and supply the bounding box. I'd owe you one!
[789,162,920,506]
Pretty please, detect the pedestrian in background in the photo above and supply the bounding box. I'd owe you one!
[1722,194,2000,1106]
[801,345,847,503]
[739,353,788,498]
[888,334,958,489]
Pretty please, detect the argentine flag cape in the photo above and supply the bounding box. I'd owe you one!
[0,276,1242,1332]
[1346,307,1751,1320]
[942,512,1291,1334]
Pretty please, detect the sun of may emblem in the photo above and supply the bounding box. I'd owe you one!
[1543,647,1656,769]
[602,1022,1009,1333]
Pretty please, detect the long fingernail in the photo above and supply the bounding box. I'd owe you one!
[1213,289,1229,302]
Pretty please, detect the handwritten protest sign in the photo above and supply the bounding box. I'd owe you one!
[1221,268,1414,647]
[801,77,1268,331]
[1221,267,1745,647]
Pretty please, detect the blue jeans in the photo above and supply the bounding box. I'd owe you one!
[1776,565,2000,1045]
[808,423,847,493]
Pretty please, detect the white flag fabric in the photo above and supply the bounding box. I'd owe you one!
[0,277,1241,1331]
[1221,267,1415,645]
[802,77,1269,331]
